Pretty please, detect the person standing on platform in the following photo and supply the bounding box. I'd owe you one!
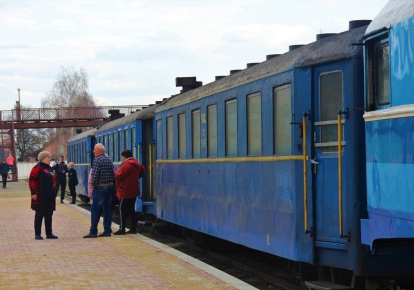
[0,160,9,188]
[6,154,14,171]
[113,149,146,235]
[29,151,58,240]
[52,155,68,203]
[67,162,79,204]
[83,143,115,238]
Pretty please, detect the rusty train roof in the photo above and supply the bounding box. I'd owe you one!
[156,25,367,113]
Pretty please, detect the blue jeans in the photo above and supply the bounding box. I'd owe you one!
[89,185,114,235]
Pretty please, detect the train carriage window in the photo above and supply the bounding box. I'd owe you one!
[112,132,116,159]
[75,144,78,163]
[178,113,186,159]
[319,71,343,153]
[124,129,128,151]
[131,127,136,158]
[118,130,122,161]
[226,99,237,157]
[274,84,292,154]
[207,105,217,157]
[192,110,200,158]
[247,93,262,156]
[103,135,106,147]
[167,117,173,159]
[157,120,162,159]
[375,43,390,106]
[108,134,112,159]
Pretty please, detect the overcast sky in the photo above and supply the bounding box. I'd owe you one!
[0,0,388,110]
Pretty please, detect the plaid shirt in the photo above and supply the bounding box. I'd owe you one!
[91,154,115,188]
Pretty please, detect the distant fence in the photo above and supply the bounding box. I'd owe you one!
[17,162,37,180]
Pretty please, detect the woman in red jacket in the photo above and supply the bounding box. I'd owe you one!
[29,151,58,240]
[113,149,145,235]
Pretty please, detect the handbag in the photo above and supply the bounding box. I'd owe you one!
[135,196,143,212]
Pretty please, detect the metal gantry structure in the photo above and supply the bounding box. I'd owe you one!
[0,105,147,181]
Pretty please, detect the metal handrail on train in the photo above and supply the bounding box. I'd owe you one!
[338,109,348,239]
[303,115,309,234]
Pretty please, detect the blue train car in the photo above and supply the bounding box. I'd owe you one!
[361,0,414,272]
[67,128,96,201]
[155,21,373,278]
[95,105,157,214]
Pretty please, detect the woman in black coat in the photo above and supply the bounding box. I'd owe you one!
[0,160,9,188]
[68,162,79,204]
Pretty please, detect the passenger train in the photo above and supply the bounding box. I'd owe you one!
[68,1,414,288]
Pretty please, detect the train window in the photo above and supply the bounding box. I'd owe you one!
[124,129,128,151]
[192,110,200,158]
[118,130,122,160]
[112,132,116,159]
[207,105,217,157]
[274,84,292,154]
[319,71,343,153]
[375,43,390,106]
[178,113,186,159]
[108,134,112,159]
[247,93,262,156]
[131,127,136,158]
[226,99,237,157]
[103,135,106,147]
[167,117,173,159]
[75,144,78,163]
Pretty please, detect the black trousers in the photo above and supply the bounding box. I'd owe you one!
[69,184,76,203]
[34,195,55,236]
[1,173,7,187]
[118,198,137,231]
[55,179,66,201]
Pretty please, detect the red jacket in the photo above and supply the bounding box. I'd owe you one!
[115,158,146,199]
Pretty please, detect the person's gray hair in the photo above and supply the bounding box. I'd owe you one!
[38,151,51,162]
[95,143,105,151]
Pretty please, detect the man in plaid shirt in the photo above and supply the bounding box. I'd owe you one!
[83,143,115,238]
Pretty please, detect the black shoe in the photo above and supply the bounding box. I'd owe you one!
[60,200,64,203]
[70,202,76,204]
[113,230,126,235]
[98,233,111,237]
[46,234,58,239]
[35,235,43,240]
[83,234,97,238]
[126,230,137,234]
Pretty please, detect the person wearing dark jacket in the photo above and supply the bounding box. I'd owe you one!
[113,149,146,235]
[52,155,68,203]
[29,151,58,240]
[68,162,79,204]
[0,160,9,188]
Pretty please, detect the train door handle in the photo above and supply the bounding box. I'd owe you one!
[311,158,319,174]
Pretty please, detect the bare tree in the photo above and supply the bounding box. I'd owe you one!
[15,128,46,161]
[42,66,97,108]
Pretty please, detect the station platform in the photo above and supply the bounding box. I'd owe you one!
[0,182,256,289]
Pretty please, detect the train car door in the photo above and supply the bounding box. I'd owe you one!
[142,119,154,201]
[312,66,348,245]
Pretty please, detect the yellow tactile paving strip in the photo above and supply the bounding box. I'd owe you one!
[0,182,246,289]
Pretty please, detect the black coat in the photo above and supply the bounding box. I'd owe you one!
[52,161,68,181]
[68,168,79,186]
[0,163,9,175]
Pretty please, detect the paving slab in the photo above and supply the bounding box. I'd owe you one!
[0,181,257,290]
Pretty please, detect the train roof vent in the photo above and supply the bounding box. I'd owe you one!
[349,20,371,30]
[155,101,162,104]
[316,33,336,41]
[76,129,82,134]
[246,62,259,68]
[230,69,242,75]
[289,45,304,51]
[266,54,281,60]
[215,76,227,81]
[176,77,202,93]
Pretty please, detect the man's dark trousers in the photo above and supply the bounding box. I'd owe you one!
[55,178,66,201]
